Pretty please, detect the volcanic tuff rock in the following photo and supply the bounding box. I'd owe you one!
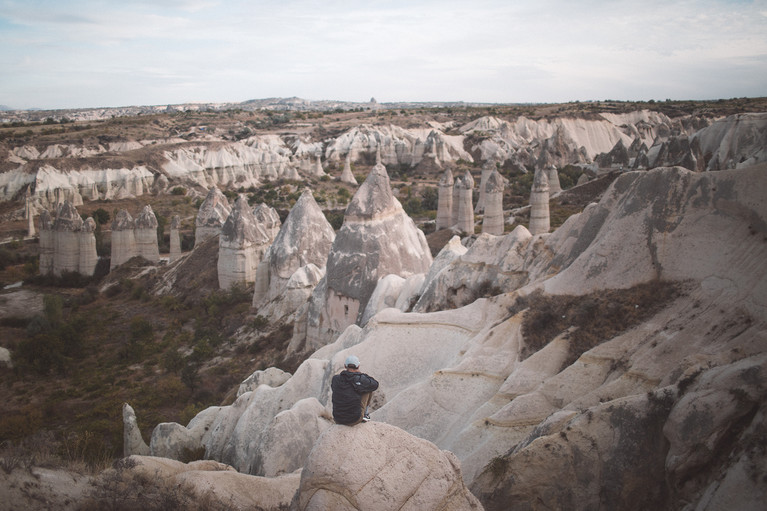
[455,170,475,234]
[253,202,282,241]
[302,161,433,351]
[436,167,454,230]
[217,195,271,289]
[43,201,98,276]
[481,169,505,235]
[253,189,335,321]
[135,164,767,511]
[323,124,473,168]
[294,422,483,511]
[339,153,358,185]
[528,167,550,235]
[195,187,231,247]
[110,209,137,268]
[169,215,181,263]
[134,205,159,263]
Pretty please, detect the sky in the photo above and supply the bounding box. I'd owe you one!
[1,0,766,110]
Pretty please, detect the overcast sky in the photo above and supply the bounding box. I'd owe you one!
[1,0,766,110]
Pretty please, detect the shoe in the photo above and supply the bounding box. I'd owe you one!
[362,414,371,422]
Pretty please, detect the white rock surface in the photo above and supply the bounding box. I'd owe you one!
[123,403,150,456]
[436,167,454,230]
[528,167,550,235]
[339,153,358,185]
[295,422,483,511]
[253,190,334,320]
[218,195,270,289]
[481,169,505,235]
[237,367,292,397]
[169,215,181,263]
[110,209,137,267]
[455,170,475,234]
[195,187,231,247]
[135,205,159,263]
[38,209,54,274]
[303,161,433,351]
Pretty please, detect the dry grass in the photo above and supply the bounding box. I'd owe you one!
[514,280,682,367]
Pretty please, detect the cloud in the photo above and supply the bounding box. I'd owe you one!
[1,0,766,108]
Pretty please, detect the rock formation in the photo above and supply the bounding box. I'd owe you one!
[528,167,550,235]
[252,189,335,321]
[78,217,98,276]
[303,161,433,351]
[194,187,231,247]
[436,168,454,230]
[455,170,475,234]
[52,201,83,276]
[123,403,150,456]
[546,165,562,194]
[253,203,281,241]
[25,191,35,237]
[294,422,483,511]
[38,209,54,275]
[475,159,497,213]
[339,153,358,185]
[110,209,137,268]
[481,169,505,235]
[134,205,159,263]
[576,172,590,186]
[217,195,271,289]
[169,215,181,263]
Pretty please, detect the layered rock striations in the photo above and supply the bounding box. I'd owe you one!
[217,195,273,289]
[195,187,231,247]
[252,203,281,241]
[303,161,433,351]
[252,189,335,321]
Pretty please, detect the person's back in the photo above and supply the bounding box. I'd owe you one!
[331,355,378,425]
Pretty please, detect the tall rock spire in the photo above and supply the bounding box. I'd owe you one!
[195,187,231,247]
[455,170,475,235]
[303,161,433,352]
[529,168,550,235]
[436,168,454,230]
[482,169,505,235]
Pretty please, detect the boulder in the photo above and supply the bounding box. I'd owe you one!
[0,347,12,368]
[294,421,483,511]
[195,187,231,247]
[238,367,292,397]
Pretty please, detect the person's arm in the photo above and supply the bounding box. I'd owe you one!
[352,373,379,393]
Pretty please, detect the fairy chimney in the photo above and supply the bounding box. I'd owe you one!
[529,167,551,235]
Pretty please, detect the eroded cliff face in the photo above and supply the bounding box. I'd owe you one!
[131,164,767,511]
[5,110,764,212]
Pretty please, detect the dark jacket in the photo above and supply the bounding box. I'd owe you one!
[331,370,379,424]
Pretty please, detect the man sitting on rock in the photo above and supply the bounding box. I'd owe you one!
[331,355,379,425]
